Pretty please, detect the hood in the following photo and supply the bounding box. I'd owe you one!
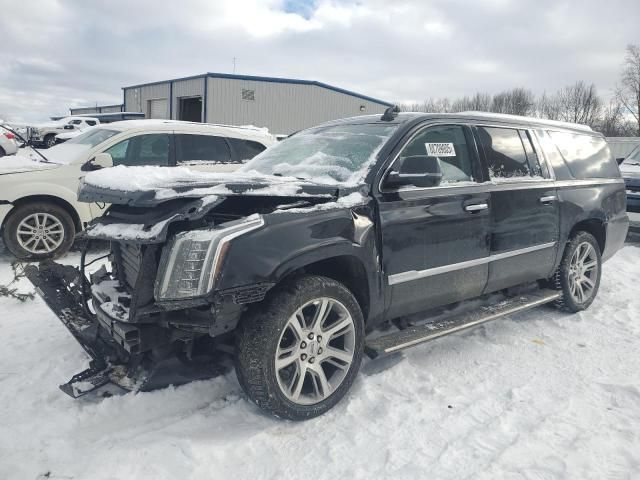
[80,165,342,207]
[0,154,61,175]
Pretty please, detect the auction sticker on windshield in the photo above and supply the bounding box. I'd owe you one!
[425,143,456,157]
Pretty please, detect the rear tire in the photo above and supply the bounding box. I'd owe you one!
[44,134,56,148]
[551,231,602,312]
[0,146,6,158]
[235,275,365,420]
[3,202,75,260]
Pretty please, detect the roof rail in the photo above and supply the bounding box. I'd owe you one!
[460,111,593,132]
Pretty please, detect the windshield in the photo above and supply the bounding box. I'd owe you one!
[239,123,398,184]
[65,128,119,148]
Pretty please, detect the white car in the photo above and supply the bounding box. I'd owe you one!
[55,125,97,144]
[30,116,100,148]
[0,120,275,259]
[0,127,19,157]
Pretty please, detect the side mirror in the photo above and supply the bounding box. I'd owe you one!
[384,155,443,189]
[64,125,75,130]
[82,152,113,171]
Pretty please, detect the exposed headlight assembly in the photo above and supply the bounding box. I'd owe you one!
[155,215,264,301]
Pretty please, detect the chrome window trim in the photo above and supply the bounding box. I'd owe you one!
[388,242,557,285]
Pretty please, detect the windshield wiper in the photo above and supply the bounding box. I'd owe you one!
[0,124,52,164]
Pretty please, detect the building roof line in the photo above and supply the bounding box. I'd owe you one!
[121,72,393,107]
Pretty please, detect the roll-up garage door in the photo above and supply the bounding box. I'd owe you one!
[148,99,168,119]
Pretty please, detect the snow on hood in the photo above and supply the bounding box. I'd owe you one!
[81,165,343,203]
[0,144,90,175]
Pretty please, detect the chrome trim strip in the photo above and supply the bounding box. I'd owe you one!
[465,203,489,212]
[388,241,557,285]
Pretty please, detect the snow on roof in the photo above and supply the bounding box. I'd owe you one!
[459,111,594,132]
[103,120,274,139]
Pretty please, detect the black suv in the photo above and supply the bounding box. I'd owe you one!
[27,110,629,420]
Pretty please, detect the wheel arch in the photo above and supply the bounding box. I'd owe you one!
[278,254,373,322]
[569,218,606,254]
[2,195,83,233]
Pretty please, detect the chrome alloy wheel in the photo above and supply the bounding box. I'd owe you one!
[275,297,356,405]
[16,213,65,254]
[568,241,598,304]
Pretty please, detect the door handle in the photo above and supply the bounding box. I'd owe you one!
[539,195,557,204]
[464,203,489,212]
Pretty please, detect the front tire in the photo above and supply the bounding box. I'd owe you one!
[551,231,602,312]
[235,275,365,420]
[3,202,75,260]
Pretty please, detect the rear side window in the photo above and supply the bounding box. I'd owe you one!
[227,138,267,162]
[396,124,476,184]
[547,131,619,179]
[176,134,231,164]
[477,126,534,179]
[86,120,97,126]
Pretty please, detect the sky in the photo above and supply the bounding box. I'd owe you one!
[0,0,638,122]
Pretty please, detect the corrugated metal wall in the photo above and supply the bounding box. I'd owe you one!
[205,78,387,134]
[172,78,205,120]
[70,107,99,115]
[70,105,124,115]
[124,83,170,119]
[124,76,388,132]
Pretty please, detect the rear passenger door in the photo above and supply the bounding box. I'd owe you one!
[104,133,172,167]
[474,125,559,293]
[175,134,237,172]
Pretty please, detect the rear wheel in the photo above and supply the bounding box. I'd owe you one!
[551,231,602,312]
[0,146,6,158]
[235,275,364,420]
[3,202,75,260]
[44,134,56,148]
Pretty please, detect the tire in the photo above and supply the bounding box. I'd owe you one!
[2,202,76,260]
[551,231,602,312]
[44,134,56,149]
[0,146,5,158]
[235,275,365,420]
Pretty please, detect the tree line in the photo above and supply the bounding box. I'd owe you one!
[399,44,640,137]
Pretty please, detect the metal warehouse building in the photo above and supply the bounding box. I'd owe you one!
[70,104,124,115]
[122,73,392,135]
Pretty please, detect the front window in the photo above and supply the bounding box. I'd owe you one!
[65,128,119,148]
[105,134,171,167]
[240,124,397,183]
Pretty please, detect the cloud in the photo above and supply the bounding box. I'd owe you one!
[0,0,638,122]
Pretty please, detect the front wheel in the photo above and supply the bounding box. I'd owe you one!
[551,231,602,312]
[235,275,365,420]
[2,202,76,260]
[44,134,56,148]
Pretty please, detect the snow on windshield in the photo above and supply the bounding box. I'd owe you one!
[239,124,397,185]
[66,128,119,148]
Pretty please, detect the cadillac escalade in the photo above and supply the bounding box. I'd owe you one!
[26,108,629,420]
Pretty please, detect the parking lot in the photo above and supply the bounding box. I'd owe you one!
[1,235,639,480]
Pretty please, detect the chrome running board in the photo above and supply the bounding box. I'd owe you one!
[365,289,561,359]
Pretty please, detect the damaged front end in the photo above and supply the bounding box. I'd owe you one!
[26,180,344,398]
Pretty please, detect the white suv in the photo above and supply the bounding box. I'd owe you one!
[0,120,275,259]
[30,116,100,148]
[0,127,19,157]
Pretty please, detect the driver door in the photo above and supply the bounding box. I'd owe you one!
[377,123,491,319]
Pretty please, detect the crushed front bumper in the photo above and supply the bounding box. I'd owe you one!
[25,261,225,398]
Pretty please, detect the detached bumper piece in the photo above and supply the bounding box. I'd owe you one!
[25,261,226,398]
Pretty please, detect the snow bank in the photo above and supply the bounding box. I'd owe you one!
[1,245,640,479]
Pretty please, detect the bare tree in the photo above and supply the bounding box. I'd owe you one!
[595,100,635,136]
[615,44,640,135]
[537,81,602,128]
[451,92,492,112]
[491,88,535,116]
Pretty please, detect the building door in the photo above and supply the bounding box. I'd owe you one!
[148,99,168,119]
[179,97,203,122]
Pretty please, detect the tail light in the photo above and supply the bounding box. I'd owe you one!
[3,132,15,140]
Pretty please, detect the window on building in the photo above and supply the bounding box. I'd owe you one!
[242,89,255,101]
[477,126,531,179]
[175,134,232,164]
[227,138,267,161]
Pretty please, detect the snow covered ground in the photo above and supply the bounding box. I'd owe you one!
[1,241,639,480]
